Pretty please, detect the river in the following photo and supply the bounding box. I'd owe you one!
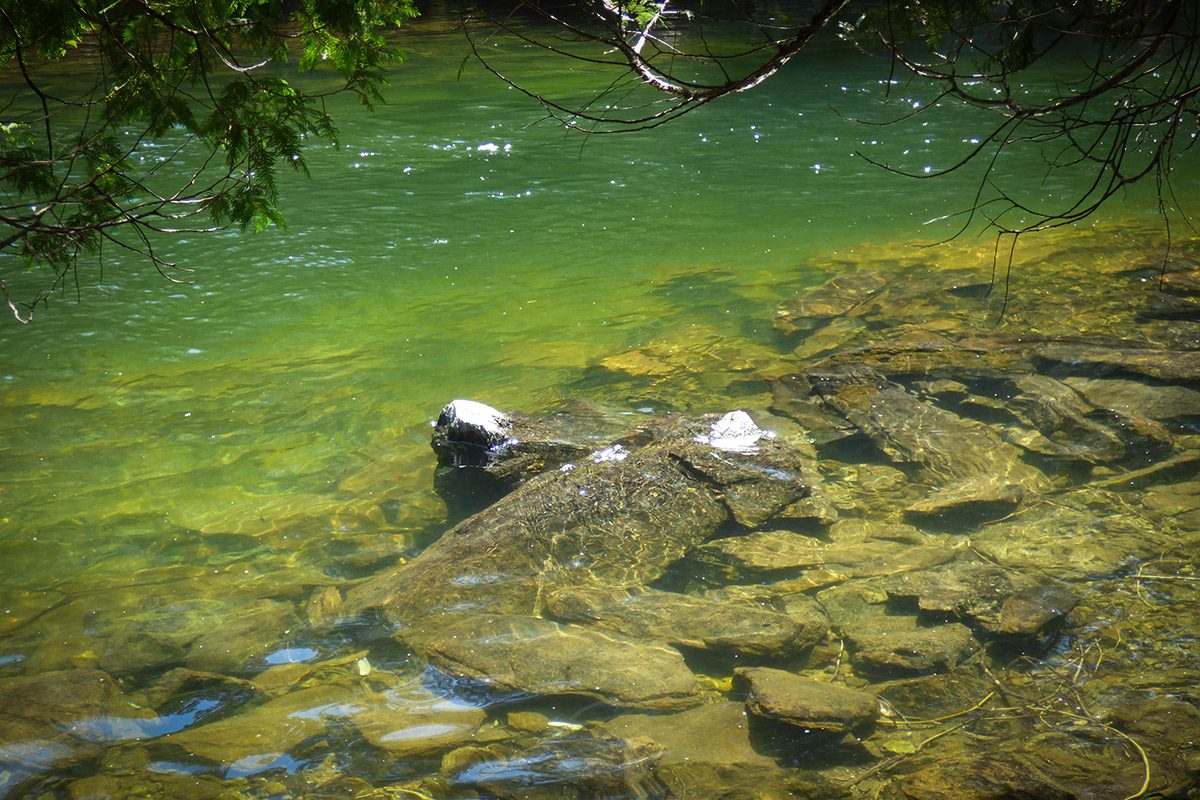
[1,12,1198,800]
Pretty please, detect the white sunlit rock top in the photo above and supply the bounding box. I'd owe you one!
[439,399,512,442]
[694,410,775,454]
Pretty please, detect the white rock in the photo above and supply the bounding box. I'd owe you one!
[589,444,630,463]
[695,410,774,454]
[439,399,511,441]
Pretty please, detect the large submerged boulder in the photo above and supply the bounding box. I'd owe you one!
[347,406,812,709]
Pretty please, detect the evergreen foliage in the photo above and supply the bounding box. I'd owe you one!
[0,0,415,320]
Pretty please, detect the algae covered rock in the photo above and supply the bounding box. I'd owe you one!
[347,410,809,642]
[545,584,814,657]
[422,615,703,711]
[798,362,1048,524]
[998,584,1080,635]
[735,667,877,732]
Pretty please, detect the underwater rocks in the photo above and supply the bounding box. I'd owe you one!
[735,667,878,733]
[1064,376,1200,423]
[818,583,979,673]
[795,362,1048,522]
[846,616,978,674]
[341,408,822,712]
[0,669,149,796]
[775,271,889,334]
[423,615,703,712]
[998,584,1081,636]
[1003,374,1172,465]
[545,584,816,657]
[1033,341,1200,383]
[603,702,777,774]
[882,561,1079,636]
[445,734,663,799]
[347,410,808,637]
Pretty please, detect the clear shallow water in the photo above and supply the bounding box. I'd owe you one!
[1,15,1199,800]
[1,24,1001,579]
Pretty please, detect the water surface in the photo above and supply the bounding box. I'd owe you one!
[1,15,1198,800]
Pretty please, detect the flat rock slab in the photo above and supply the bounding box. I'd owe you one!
[604,701,776,768]
[970,501,1171,577]
[1004,374,1172,465]
[883,561,1020,629]
[698,531,827,576]
[801,362,1047,522]
[423,615,702,712]
[903,477,1027,525]
[701,527,953,582]
[735,667,877,732]
[545,584,816,657]
[1033,342,1200,383]
[0,669,135,743]
[823,521,956,578]
[999,584,1080,635]
[351,685,486,757]
[1064,377,1200,422]
[843,616,978,674]
[451,735,662,798]
[164,684,362,766]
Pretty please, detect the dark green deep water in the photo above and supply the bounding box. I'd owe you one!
[2,16,1200,800]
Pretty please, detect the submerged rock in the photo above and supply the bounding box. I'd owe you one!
[698,530,827,576]
[347,408,817,713]
[775,271,889,334]
[1033,342,1200,383]
[1004,374,1170,464]
[423,615,703,711]
[735,667,877,732]
[449,734,663,798]
[545,584,815,657]
[348,410,808,639]
[0,669,144,793]
[351,689,486,758]
[603,701,776,769]
[1064,376,1200,423]
[883,561,1019,628]
[894,730,1155,800]
[998,584,1080,636]
[163,684,360,766]
[846,616,978,674]
[798,362,1048,523]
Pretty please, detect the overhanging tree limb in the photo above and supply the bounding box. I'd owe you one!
[0,0,415,323]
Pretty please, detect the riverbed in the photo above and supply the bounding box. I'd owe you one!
[1,14,1198,800]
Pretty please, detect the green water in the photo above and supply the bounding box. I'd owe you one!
[0,23,1002,581]
[2,14,1198,799]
